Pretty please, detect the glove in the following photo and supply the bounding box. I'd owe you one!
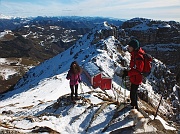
[122,70,128,79]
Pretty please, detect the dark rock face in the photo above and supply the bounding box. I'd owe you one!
[121,18,180,45]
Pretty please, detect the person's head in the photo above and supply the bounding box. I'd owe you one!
[72,61,77,67]
[70,61,81,74]
[127,39,140,52]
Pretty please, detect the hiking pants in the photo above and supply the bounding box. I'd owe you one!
[130,84,139,109]
[70,84,78,99]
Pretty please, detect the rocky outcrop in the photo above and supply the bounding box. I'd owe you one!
[121,18,180,45]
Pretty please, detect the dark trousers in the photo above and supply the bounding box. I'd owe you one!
[70,84,78,99]
[130,84,139,109]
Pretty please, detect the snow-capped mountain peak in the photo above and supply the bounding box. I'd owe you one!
[0,14,13,19]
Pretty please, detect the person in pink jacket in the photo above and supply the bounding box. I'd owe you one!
[66,61,82,101]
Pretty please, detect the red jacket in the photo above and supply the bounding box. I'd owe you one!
[128,48,144,85]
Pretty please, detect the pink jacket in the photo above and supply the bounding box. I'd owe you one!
[66,70,81,85]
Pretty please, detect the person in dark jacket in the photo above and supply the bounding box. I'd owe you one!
[123,39,145,110]
[66,61,82,101]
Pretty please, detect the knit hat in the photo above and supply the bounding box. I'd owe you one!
[128,39,140,50]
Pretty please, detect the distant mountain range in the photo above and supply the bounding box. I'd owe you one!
[0,16,124,60]
[0,16,124,31]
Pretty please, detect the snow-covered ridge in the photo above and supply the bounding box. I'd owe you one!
[130,22,171,31]
[122,17,179,31]
[0,21,178,133]
[8,22,115,94]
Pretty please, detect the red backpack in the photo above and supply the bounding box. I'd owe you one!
[141,53,153,76]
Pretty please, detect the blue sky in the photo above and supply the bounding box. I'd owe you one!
[0,0,180,21]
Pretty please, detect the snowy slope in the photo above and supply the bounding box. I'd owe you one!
[125,18,172,31]
[0,22,178,133]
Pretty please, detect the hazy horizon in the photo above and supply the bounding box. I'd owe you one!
[0,0,180,22]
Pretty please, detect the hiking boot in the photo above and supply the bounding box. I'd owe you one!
[132,106,139,111]
[71,96,74,101]
[127,105,133,109]
[75,96,81,100]
[130,105,139,110]
[71,100,76,104]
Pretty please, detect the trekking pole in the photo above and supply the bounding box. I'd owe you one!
[154,95,163,120]
[80,82,85,98]
[116,78,123,103]
[154,90,167,120]
[123,76,126,117]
